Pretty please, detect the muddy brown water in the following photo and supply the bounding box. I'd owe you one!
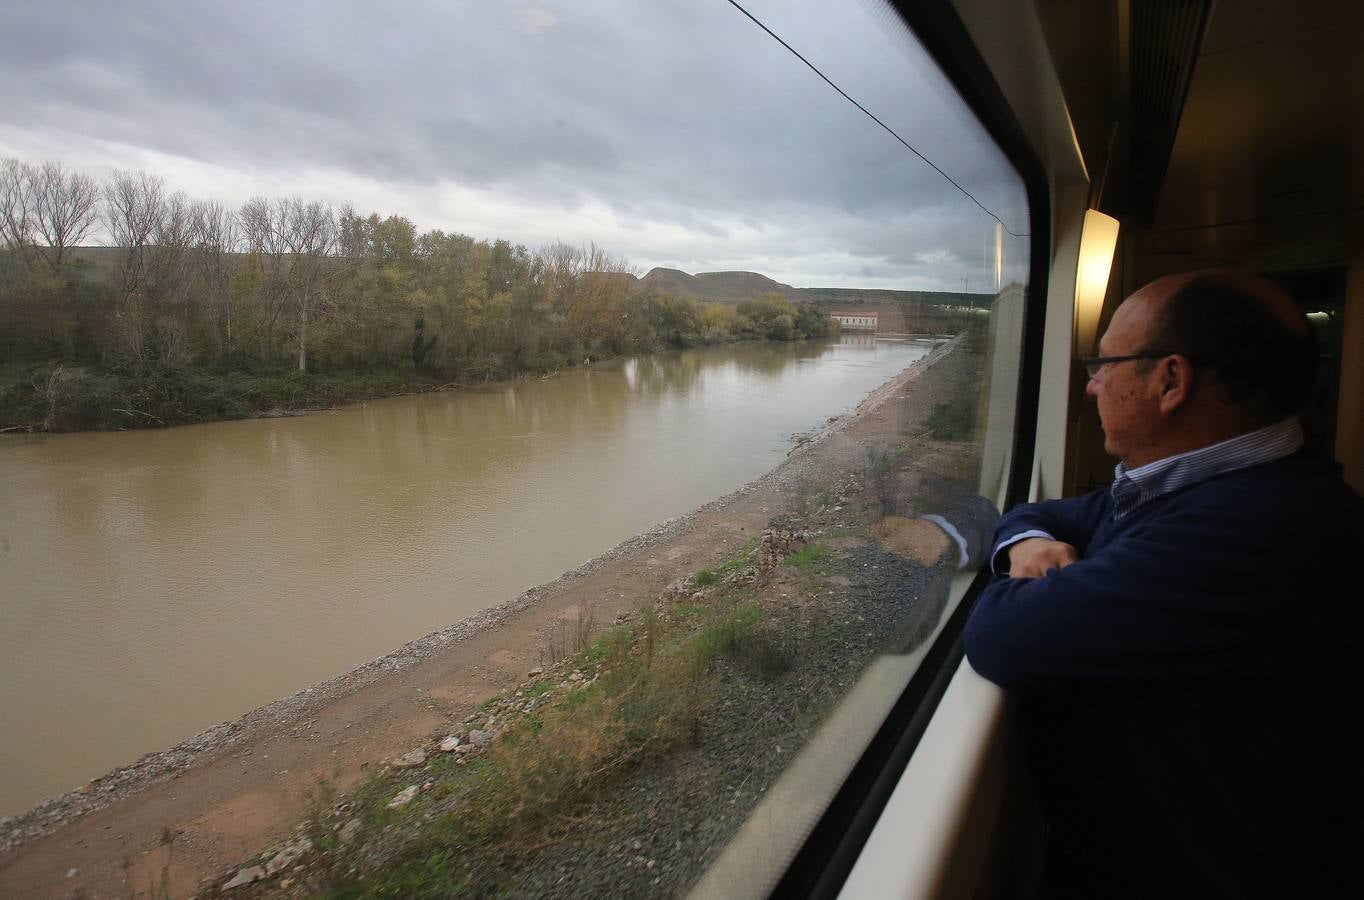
[0,337,930,817]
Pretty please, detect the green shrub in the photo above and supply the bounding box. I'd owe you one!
[683,604,763,676]
[922,400,974,441]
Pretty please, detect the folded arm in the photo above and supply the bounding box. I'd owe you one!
[966,495,1321,690]
[988,490,1109,576]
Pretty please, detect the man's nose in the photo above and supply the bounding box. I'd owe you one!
[1084,372,1100,397]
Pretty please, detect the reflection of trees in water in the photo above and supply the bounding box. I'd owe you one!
[31,431,218,551]
[713,339,836,378]
[330,341,849,525]
[35,447,129,549]
[313,365,639,528]
[615,340,845,402]
[20,339,874,557]
[622,350,705,396]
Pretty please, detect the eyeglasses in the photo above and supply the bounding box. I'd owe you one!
[1078,351,1179,379]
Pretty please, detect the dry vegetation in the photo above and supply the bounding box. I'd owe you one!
[209,412,985,898]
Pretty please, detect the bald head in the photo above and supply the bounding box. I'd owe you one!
[1128,270,1316,424]
[1135,270,1308,334]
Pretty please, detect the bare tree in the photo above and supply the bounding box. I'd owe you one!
[190,200,240,355]
[144,191,195,367]
[103,171,165,369]
[0,157,34,255]
[147,191,193,304]
[104,170,165,300]
[275,197,336,371]
[101,173,200,369]
[237,196,336,369]
[27,161,99,273]
[237,195,292,356]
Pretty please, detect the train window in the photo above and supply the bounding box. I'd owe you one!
[0,0,1032,895]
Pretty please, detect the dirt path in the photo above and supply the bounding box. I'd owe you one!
[0,339,969,899]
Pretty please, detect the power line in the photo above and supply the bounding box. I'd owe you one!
[723,0,1029,238]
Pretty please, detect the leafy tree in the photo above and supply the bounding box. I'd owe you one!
[1,156,911,432]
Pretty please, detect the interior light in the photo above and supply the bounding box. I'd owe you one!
[1074,209,1121,357]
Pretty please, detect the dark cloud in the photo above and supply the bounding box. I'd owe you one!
[0,0,1030,289]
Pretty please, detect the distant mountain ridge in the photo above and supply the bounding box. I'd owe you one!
[639,268,800,303]
[638,267,989,309]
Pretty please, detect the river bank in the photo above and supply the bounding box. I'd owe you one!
[0,332,846,434]
[0,335,983,898]
[0,364,445,433]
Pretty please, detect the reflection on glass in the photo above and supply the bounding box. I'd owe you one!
[0,0,1028,895]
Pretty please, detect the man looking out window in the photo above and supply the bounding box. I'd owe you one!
[966,270,1364,898]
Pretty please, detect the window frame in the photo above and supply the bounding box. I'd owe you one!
[768,0,1051,895]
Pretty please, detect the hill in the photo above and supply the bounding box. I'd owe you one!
[639,268,800,303]
[638,267,993,312]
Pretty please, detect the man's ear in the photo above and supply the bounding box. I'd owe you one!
[1156,354,1197,414]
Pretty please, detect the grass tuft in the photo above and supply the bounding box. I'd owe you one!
[783,544,833,571]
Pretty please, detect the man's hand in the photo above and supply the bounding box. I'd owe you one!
[1007,537,1079,579]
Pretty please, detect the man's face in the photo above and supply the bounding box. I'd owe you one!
[1085,294,1165,466]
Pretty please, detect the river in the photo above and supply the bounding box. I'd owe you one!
[0,336,931,816]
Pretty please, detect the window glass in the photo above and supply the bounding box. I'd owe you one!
[0,0,1029,895]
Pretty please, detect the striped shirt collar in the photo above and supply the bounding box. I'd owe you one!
[1109,417,1304,519]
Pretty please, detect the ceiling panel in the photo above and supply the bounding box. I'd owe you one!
[1151,1,1364,233]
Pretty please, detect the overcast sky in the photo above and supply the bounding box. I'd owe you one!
[0,0,1030,290]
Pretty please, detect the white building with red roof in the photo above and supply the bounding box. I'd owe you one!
[829,310,879,331]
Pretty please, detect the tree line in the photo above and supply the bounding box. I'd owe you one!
[0,157,837,430]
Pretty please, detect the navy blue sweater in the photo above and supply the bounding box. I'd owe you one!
[965,453,1364,898]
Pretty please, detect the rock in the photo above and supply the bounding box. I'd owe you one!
[469,729,493,749]
[439,735,461,752]
[223,866,265,889]
[393,749,427,769]
[666,577,691,596]
[338,818,362,845]
[757,527,811,575]
[265,838,312,876]
[527,667,543,677]
[387,785,418,809]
